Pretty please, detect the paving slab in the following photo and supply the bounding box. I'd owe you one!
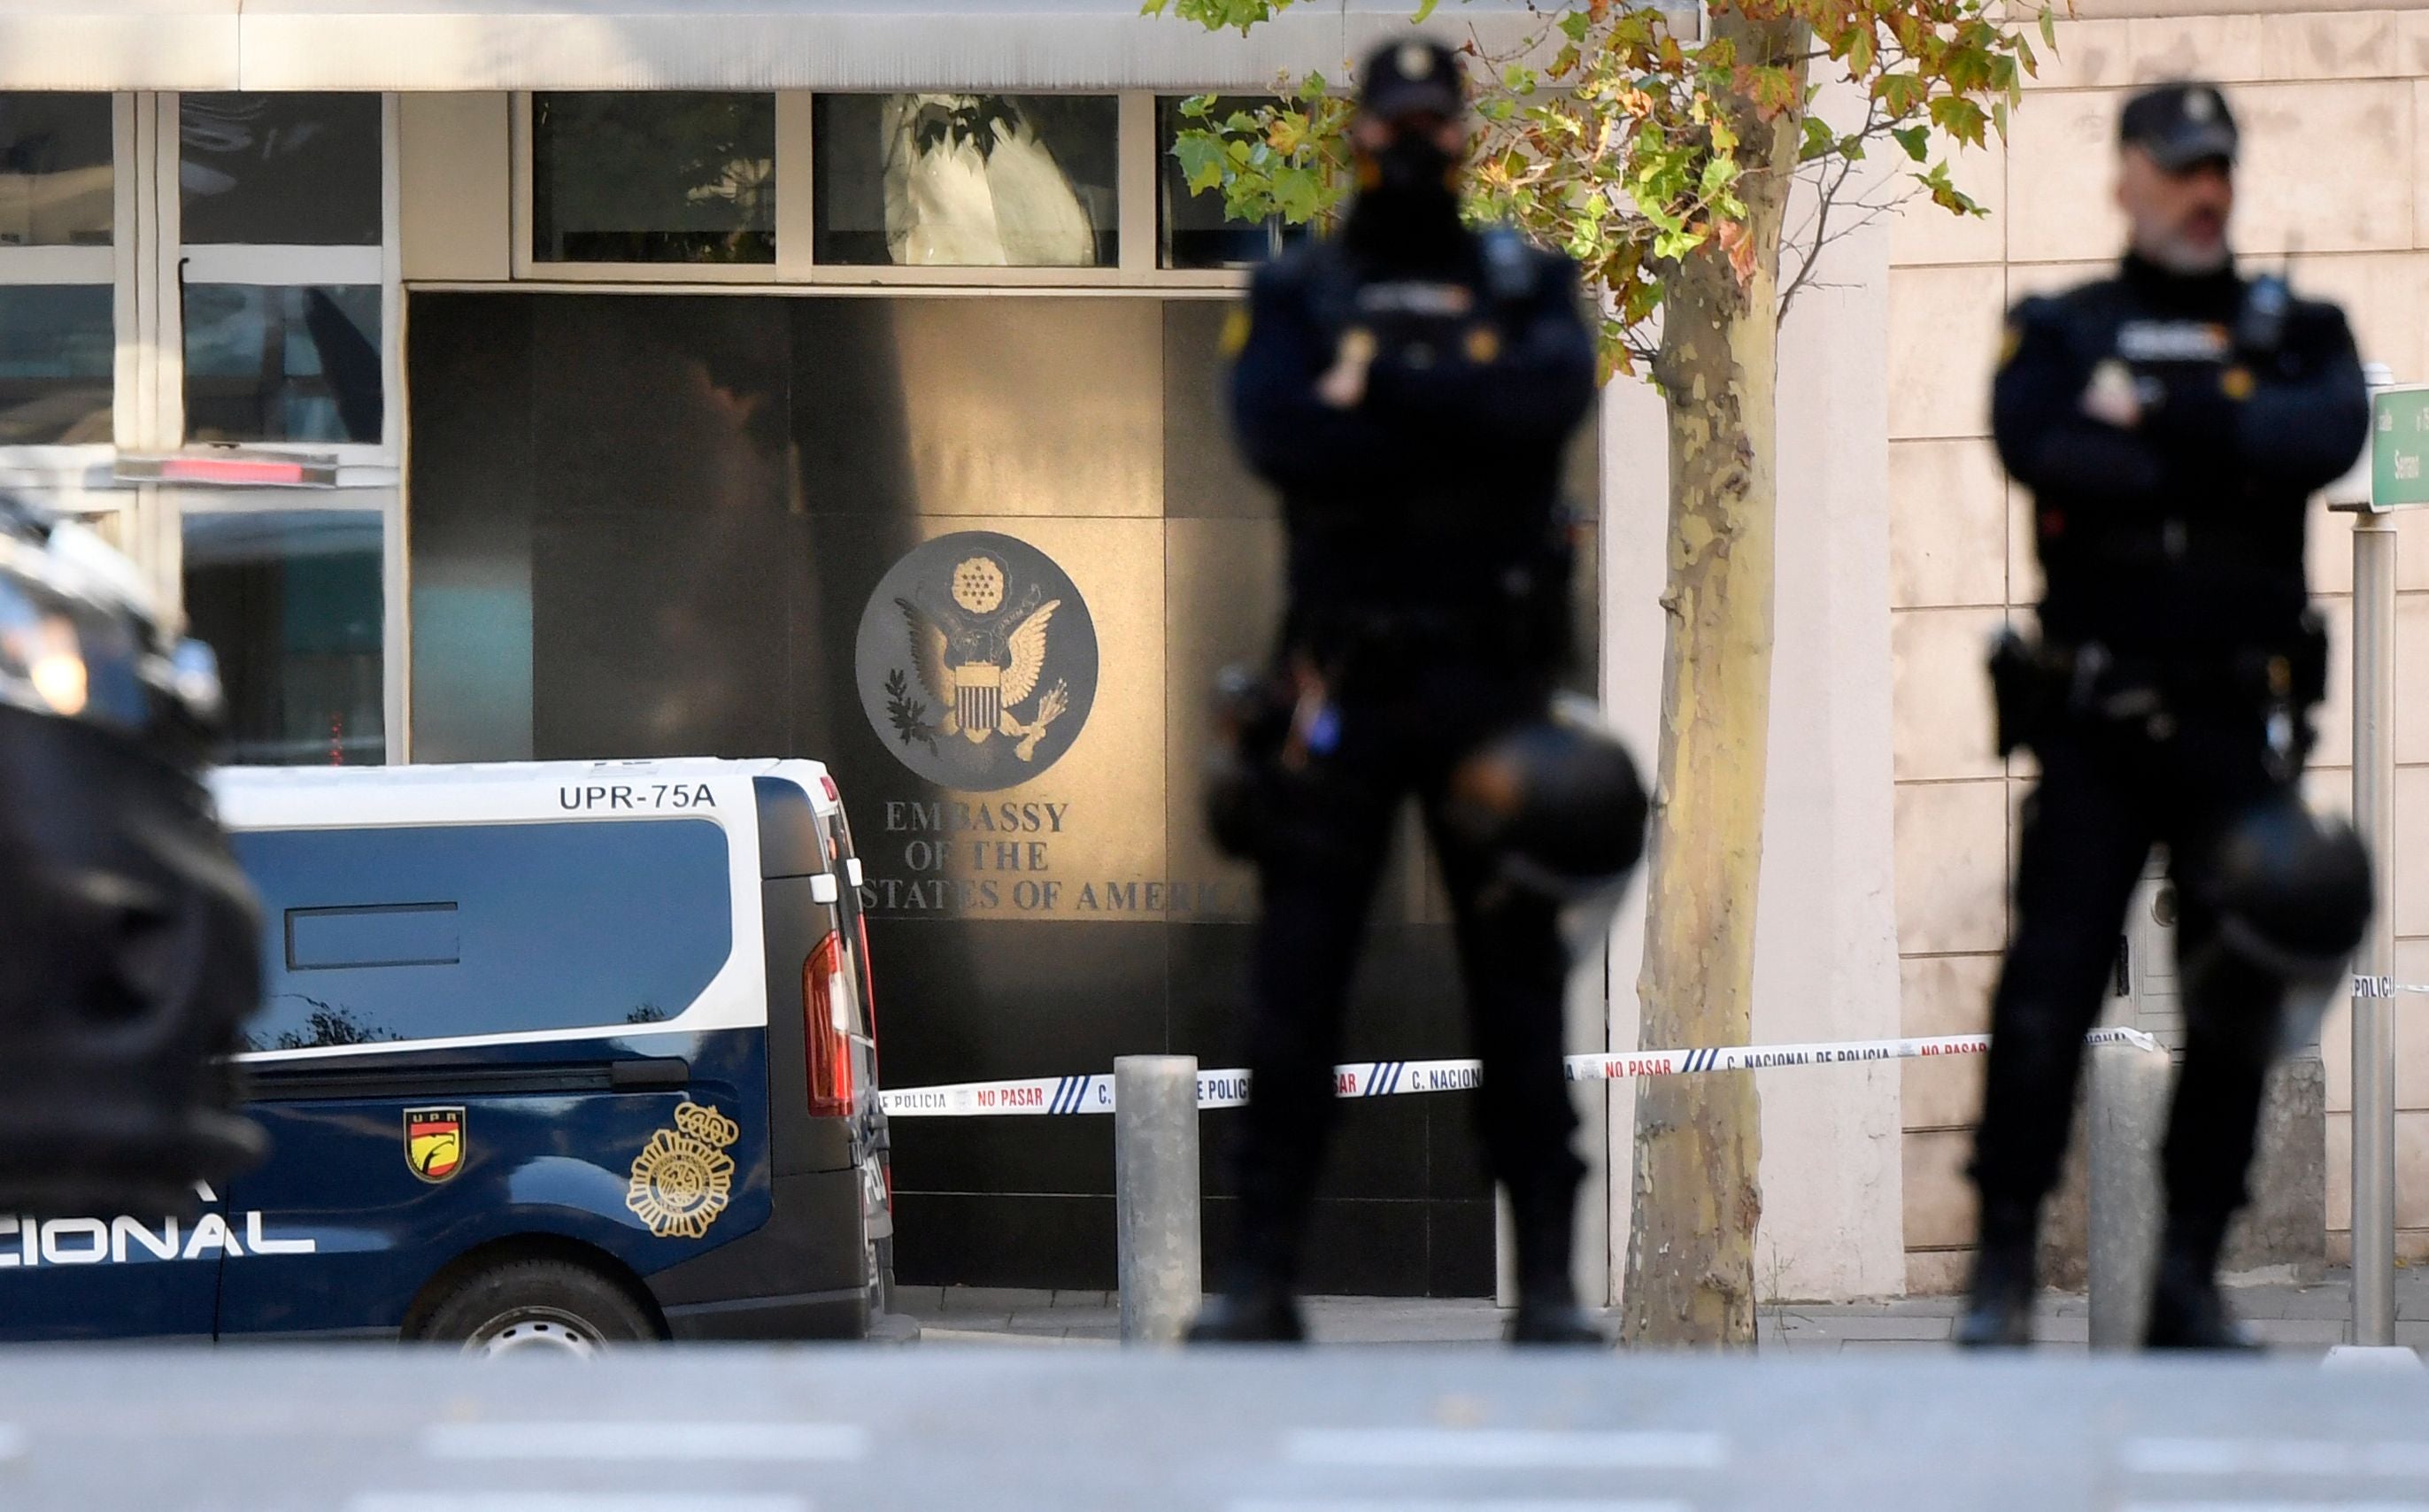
[1766,1314,1956,1343]
[2237,1284,2355,1321]
[1011,1308,1119,1331]
[2248,1317,2353,1347]
[939,1285,1058,1313]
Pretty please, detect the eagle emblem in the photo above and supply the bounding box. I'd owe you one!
[894,552,1071,763]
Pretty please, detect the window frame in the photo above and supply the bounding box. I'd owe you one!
[158,91,404,470]
[0,93,137,491]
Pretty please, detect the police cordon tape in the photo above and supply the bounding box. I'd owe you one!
[2352,975,2429,999]
[876,1025,2164,1118]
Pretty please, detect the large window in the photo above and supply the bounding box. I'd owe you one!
[234,819,735,1051]
[0,94,117,447]
[812,94,1118,267]
[181,507,388,766]
[533,93,776,266]
[178,93,391,450]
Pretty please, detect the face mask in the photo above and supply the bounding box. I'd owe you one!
[1371,133,1455,198]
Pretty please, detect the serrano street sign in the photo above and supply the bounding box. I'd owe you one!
[2369,383,2429,510]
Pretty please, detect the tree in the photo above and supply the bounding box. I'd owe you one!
[1150,0,2045,1344]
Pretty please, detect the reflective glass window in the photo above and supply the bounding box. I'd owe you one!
[0,93,112,247]
[181,509,385,767]
[532,93,776,265]
[814,94,1117,267]
[234,819,733,1049]
[181,94,382,246]
[0,285,112,444]
[183,283,383,444]
[1158,96,1307,270]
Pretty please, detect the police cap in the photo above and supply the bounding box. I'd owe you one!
[1359,37,1467,124]
[2118,81,2239,172]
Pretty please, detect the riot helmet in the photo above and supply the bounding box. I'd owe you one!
[2181,793,2373,1056]
[1444,694,1649,905]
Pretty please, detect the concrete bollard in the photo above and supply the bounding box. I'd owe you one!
[2087,1036,2174,1351]
[1115,1055,1202,1344]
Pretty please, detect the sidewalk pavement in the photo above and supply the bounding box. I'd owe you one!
[897,1268,2429,1353]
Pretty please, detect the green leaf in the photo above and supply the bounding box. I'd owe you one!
[1413,0,1439,20]
[1874,71,1926,118]
[1172,131,1229,193]
[1928,95,1988,147]
[1893,124,1929,162]
[1271,165,1323,223]
[1847,28,1875,78]
[1746,64,1797,117]
[1800,114,1836,163]
[2039,4,2057,50]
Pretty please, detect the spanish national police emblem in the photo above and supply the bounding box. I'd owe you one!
[626,1101,740,1240]
[404,1107,465,1184]
[853,531,1099,791]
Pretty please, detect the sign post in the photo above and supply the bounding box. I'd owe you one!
[2339,370,2411,1346]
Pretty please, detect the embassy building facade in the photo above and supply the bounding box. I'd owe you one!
[0,0,1635,1300]
[34,0,2411,1309]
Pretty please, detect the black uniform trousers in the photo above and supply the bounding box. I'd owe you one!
[1972,704,2294,1230]
[1230,652,1585,1290]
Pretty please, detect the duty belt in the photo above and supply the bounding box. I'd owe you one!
[1988,617,2328,762]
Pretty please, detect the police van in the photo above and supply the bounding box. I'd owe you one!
[0,759,891,1351]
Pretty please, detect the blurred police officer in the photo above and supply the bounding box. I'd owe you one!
[1964,81,2372,1350]
[1187,38,1620,1347]
[0,492,264,1220]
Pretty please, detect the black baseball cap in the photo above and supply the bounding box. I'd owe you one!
[2118,81,2239,171]
[1358,37,1467,123]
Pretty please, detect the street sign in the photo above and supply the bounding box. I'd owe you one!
[2370,383,2429,509]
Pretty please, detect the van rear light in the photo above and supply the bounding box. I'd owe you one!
[805,931,854,1118]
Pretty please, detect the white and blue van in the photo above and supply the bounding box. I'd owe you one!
[0,759,890,1352]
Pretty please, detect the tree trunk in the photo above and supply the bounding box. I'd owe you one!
[1619,11,1808,1348]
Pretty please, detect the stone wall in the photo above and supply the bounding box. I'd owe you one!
[1886,4,2429,1288]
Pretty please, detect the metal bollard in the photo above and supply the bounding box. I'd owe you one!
[1115,1055,1202,1344]
[2087,1037,2174,1351]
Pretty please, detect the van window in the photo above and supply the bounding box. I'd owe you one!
[289,903,460,969]
[235,819,732,1051]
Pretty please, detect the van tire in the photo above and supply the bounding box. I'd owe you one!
[415,1259,659,1355]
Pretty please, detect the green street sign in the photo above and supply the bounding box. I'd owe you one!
[2371,385,2429,509]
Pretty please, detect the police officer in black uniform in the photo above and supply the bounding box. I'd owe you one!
[0,491,264,1219]
[1186,38,1622,1347]
[1963,81,2373,1350]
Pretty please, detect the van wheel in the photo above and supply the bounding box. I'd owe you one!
[416,1259,658,1357]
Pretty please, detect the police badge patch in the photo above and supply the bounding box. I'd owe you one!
[626,1101,739,1240]
[852,531,1099,791]
[404,1107,465,1184]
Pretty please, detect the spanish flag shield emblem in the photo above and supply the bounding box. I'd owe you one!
[405,1107,466,1184]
